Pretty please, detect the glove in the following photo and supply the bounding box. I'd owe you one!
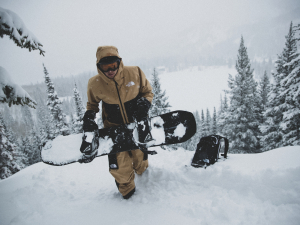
[133,97,151,121]
[82,110,98,132]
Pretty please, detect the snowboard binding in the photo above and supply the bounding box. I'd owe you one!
[131,117,157,155]
[79,131,99,163]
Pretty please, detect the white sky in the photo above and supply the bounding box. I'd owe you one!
[0,0,298,85]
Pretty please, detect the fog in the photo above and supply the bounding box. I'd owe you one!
[0,0,299,85]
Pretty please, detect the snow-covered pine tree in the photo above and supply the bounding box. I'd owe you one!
[43,64,69,137]
[259,71,271,111]
[217,93,229,136]
[149,68,171,117]
[205,108,212,135]
[279,22,300,145]
[212,107,217,134]
[20,136,32,166]
[260,22,299,149]
[223,36,260,153]
[201,109,208,137]
[29,129,42,164]
[39,126,48,149]
[72,83,85,133]
[0,112,25,179]
[37,104,54,140]
[257,71,270,125]
[21,105,34,133]
[0,7,45,55]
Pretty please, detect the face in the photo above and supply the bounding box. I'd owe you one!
[104,69,118,79]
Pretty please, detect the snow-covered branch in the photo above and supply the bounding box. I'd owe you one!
[0,66,37,108]
[0,7,45,56]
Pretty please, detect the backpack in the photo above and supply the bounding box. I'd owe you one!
[191,135,229,168]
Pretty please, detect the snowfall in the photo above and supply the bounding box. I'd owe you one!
[0,140,300,225]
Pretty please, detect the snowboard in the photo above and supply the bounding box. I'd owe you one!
[41,110,197,166]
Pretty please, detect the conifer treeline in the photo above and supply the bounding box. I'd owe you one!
[1,22,299,179]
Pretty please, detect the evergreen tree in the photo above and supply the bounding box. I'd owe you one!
[0,112,25,179]
[43,64,69,137]
[205,109,212,135]
[212,107,217,134]
[201,109,208,137]
[279,22,300,145]
[258,71,271,124]
[29,129,42,164]
[72,83,85,133]
[149,68,171,117]
[260,22,299,149]
[217,93,230,136]
[21,105,34,133]
[37,104,54,139]
[222,36,260,153]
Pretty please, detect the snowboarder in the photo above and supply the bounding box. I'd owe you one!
[81,46,154,199]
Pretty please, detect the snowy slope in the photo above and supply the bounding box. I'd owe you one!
[0,144,300,225]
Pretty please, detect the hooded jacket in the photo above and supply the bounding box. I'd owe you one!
[86,46,154,128]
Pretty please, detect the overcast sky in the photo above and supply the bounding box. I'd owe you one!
[0,0,299,85]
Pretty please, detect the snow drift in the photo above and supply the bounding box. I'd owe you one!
[0,146,300,225]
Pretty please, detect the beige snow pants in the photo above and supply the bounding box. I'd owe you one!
[108,149,148,197]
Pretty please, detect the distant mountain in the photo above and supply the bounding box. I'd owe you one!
[131,7,300,72]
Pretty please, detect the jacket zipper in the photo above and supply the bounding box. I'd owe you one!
[114,80,128,124]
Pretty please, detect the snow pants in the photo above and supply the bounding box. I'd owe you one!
[108,149,148,197]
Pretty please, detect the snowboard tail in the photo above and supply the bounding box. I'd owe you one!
[41,110,196,166]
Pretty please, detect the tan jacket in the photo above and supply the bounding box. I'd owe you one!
[86,46,154,128]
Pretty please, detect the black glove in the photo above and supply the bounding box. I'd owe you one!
[82,110,98,132]
[133,97,151,121]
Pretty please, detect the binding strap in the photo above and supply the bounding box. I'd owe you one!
[220,136,229,158]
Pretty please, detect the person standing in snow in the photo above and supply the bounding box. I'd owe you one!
[81,46,154,199]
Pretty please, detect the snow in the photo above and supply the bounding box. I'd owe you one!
[0,7,44,55]
[172,123,186,139]
[42,134,83,165]
[1,142,300,225]
[126,81,135,87]
[0,66,36,107]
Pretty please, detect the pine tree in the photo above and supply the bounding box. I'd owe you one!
[205,109,212,135]
[37,104,54,139]
[72,83,85,133]
[21,105,34,133]
[260,22,299,149]
[149,68,171,117]
[258,71,271,124]
[43,64,69,137]
[29,129,42,164]
[279,22,300,145]
[201,109,208,137]
[223,36,260,153]
[0,112,25,179]
[212,107,217,134]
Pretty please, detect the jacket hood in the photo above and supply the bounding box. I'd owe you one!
[96,46,123,81]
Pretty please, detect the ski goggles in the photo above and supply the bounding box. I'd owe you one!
[97,59,121,73]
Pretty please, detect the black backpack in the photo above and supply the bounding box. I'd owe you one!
[191,135,229,168]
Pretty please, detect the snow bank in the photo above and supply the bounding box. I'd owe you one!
[1,146,300,225]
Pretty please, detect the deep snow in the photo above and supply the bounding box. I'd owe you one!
[1,145,300,225]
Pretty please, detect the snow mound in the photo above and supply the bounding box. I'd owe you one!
[0,146,300,225]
